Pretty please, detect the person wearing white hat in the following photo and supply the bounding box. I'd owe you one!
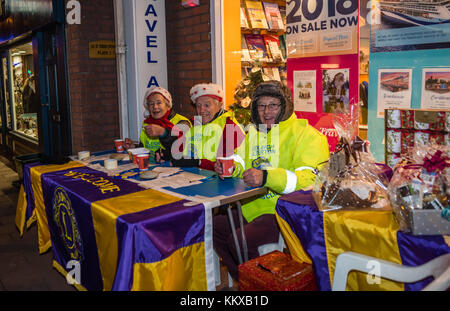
[123,86,191,161]
[169,83,245,171]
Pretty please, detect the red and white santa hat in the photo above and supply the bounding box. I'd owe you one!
[143,86,173,109]
[190,83,223,104]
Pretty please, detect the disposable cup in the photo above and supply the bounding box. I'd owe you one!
[127,147,150,164]
[78,151,90,160]
[136,153,150,171]
[104,159,118,170]
[217,156,234,177]
[114,139,124,153]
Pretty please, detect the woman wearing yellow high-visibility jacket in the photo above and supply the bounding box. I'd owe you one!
[214,80,330,281]
[123,86,191,161]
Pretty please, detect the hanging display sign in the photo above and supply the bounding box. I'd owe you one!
[135,0,168,130]
[286,0,358,58]
[370,0,450,53]
[421,68,450,110]
[376,69,412,118]
[293,70,317,112]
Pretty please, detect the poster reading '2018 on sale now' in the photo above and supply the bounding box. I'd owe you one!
[286,0,359,58]
[286,0,359,151]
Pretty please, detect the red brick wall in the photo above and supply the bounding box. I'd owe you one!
[165,0,213,119]
[66,0,120,153]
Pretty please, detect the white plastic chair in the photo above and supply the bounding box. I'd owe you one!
[257,232,286,256]
[332,251,450,291]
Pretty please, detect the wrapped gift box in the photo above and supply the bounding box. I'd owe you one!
[238,251,317,291]
[429,112,446,131]
[401,130,414,154]
[401,110,415,129]
[430,132,445,145]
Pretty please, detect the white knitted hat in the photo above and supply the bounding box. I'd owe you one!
[143,86,172,109]
[190,83,223,103]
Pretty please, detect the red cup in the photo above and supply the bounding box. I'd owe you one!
[217,157,234,177]
[114,139,124,153]
[136,153,150,170]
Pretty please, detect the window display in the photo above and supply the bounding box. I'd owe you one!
[9,42,38,140]
[2,56,11,129]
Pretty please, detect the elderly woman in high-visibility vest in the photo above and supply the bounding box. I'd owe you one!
[169,83,244,171]
[123,86,191,161]
[213,80,330,281]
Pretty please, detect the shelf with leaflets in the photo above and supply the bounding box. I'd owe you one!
[241,28,285,37]
[241,61,285,67]
[240,0,286,83]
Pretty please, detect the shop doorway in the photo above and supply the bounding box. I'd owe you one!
[39,24,71,158]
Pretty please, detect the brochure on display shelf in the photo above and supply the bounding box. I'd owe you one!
[244,34,270,62]
[262,1,284,30]
[244,0,269,29]
[263,34,283,62]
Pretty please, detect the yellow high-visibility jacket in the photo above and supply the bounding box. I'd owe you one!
[183,111,243,167]
[140,113,191,158]
[232,113,330,222]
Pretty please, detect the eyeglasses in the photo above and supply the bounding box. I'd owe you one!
[257,103,281,111]
[147,100,164,107]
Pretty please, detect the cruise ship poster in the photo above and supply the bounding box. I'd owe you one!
[421,68,450,109]
[371,0,450,52]
[377,69,412,117]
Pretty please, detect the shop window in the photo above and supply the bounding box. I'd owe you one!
[9,41,38,140]
[1,56,11,129]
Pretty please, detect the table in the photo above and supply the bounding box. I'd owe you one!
[15,151,266,291]
[275,190,450,291]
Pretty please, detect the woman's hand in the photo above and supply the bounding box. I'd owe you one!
[123,138,135,150]
[145,124,166,137]
[242,168,263,187]
[155,149,165,164]
[214,161,224,180]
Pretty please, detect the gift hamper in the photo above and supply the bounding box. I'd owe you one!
[387,143,449,235]
[313,103,391,211]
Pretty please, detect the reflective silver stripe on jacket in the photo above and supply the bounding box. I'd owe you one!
[282,170,297,194]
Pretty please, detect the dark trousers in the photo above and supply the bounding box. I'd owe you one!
[213,208,280,281]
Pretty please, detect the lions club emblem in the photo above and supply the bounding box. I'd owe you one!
[52,187,83,262]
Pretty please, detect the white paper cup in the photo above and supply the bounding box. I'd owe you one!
[78,151,90,160]
[104,159,118,170]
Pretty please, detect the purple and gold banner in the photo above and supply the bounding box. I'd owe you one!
[113,199,206,290]
[41,166,144,290]
[18,161,214,291]
[275,190,450,291]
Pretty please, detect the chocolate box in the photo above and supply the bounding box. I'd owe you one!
[238,251,317,291]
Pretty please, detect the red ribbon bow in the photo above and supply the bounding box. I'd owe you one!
[423,150,449,173]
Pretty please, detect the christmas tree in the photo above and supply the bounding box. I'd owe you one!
[230,66,267,129]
